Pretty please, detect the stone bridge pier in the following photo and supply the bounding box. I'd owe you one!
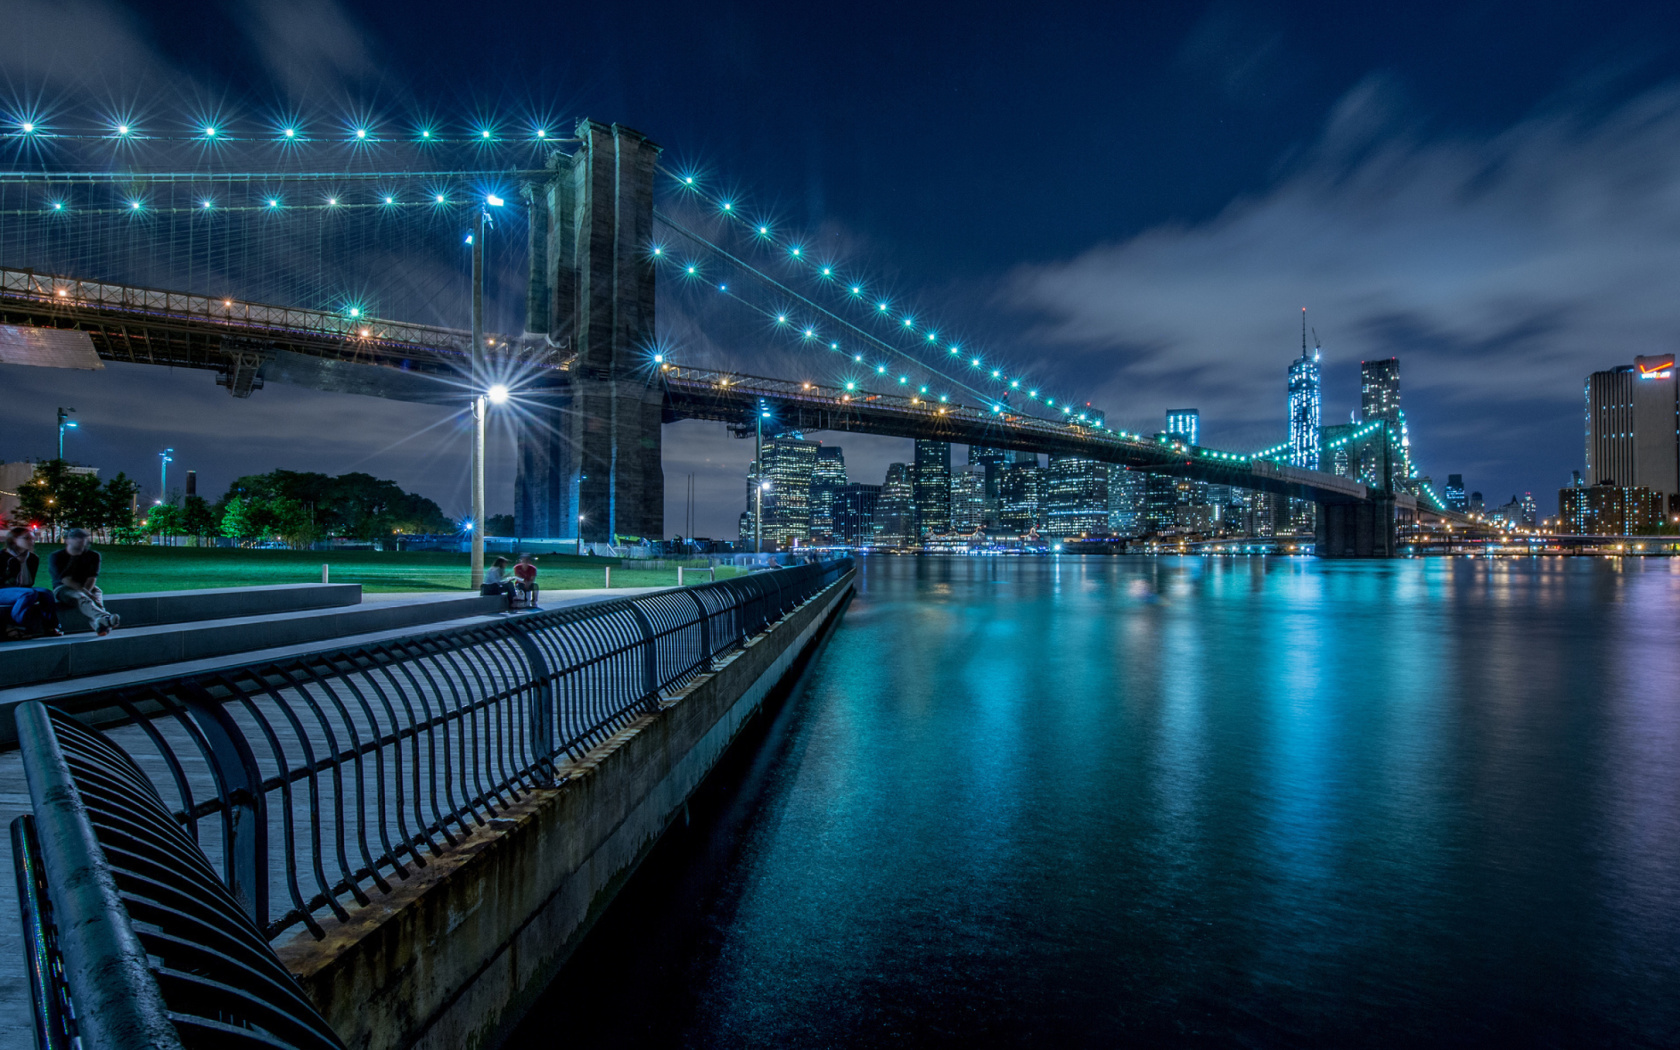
[515,120,665,544]
[1315,495,1399,558]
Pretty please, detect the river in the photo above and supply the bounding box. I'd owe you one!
[511,555,1680,1047]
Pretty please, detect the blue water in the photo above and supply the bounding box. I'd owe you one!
[513,556,1680,1047]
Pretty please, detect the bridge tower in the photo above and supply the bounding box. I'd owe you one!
[516,121,664,544]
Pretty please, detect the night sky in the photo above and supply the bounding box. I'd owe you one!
[4,0,1679,534]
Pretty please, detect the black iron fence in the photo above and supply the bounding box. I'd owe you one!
[21,559,850,944]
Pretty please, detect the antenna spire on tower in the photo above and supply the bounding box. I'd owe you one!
[1302,307,1308,357]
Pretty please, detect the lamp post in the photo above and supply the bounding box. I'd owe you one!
[56,407,77,461]
[756,481,771,554]
[469,193,505,588]
[158,448,173,502]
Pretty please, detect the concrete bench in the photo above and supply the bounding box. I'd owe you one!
[55,583,362,633]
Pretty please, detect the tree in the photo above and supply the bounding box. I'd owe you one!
[99,474,140,536]
[220,497,259,543]
[181,494,218,540]
[217,469,452,543]
[484,514,516,537]
[15,460,104,536]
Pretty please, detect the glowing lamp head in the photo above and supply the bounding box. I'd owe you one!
[355,128,367,139]
[384,196,393,204]
[481,129,492,139]
[486,194,504,207]
[117,125,129,135]
[203,126,215,137]
[268,199,278,208]
[436,194,445,203]
[284,128,295,138]
[653,353,664,363]
[20,122,34,133]
[487,384,510,405]
[536,128,546,138]
[348,307,361,317]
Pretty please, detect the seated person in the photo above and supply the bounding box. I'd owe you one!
[512,554,540,610]
[1,527,61,640]
[51,528,121,636]
[483,557,516,604]
[0,585,61,640]
[2,526,40,588]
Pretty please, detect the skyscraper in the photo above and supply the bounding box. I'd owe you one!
[912,440,952,537]
[1108,466,1147,537]
[756,436,819,547]
[998,453,1042,532]
[835,483,882,545]
[968,446,1007,526]
[1445,474,1467,513]
[809,445,848,539]
[1043,455,1109,536]
[1288,313,1321,471]
[1361,358,1402,425]
[1585,355,1679,499]
[877,463,913,545]
[1143,473,1178,534]
[1166,409,1200,448]
[950,467,986,531]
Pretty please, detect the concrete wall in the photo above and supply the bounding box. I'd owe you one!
[276,570,855,1050]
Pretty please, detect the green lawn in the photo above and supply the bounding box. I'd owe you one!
[46,545,741,594]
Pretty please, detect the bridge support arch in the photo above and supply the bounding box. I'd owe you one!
[515,121,664,544]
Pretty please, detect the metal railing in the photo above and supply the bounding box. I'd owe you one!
[25,560,850,943]
[12,703,347,1049]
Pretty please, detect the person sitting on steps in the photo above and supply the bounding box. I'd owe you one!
[51,528,121,636]
[1,527,62,640]
[512,554,540,610]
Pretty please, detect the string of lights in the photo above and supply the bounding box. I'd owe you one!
[653,162,1134,437]
[0,117,581,147]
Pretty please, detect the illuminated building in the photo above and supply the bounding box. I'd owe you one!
[1445,474,1467,513]
[1107,466,1147,537]
[877,463,913,545]
[809,446,848,540]
[998,453,1042,533]
[912,440,952,537]
[1361,358,1401,425]
[1166,409,1200,448]
[835,483,881,545]
[968,446,1007,526]
[1289,325,1321,471]
[950,467,986,531]
[753,436,819,547]
[1143,474,1178,534]
[1559,481,1664,535]
[1584,355,1679,500]
[1043,455,1109,536]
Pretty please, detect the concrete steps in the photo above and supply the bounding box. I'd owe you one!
[0,591,505,689]
[56,582,362,632]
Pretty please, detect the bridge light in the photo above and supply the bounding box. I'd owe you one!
[20,122,34,133]
[821,267,831,276]
[421,129,432,138]
[203,126,216,137]
[360,328,370,337]
[777,315,787,323]
[487,384,510,404]
[384,196,394,204]
[878,302,888,312]
[920,386,928,394]
[926,333,936,342]
[129,200,141,210]
[536,128,547,138]
[436,194,446,203]
[846,382,856,390]
[355,128,367,139]
[899,376,907,384]
[201,199,212,209]
[686,266,696,274]
[992,370,1000,378]
[51,201,62,210]
[328,198,337,206]
[830,342,838,350]
[117,125,129,135]
[854,354,863,361]
[939,394,948,402]
[876,365,886,374]
[1029,390,1037,398]
[482,129,493,139]
[721,201,732,211]
[758,225,769,235]
[804,329,814,338]
[949,347,958,355]
[653,353,664,363]
[1010,380,1019,388]
[971,358,980,367]
[850,286,861,295]
[902,318,913,328]
[486,194,504,207]
[283,127,296,138]
[652,246,662,255]
[349,307,361,317]
[267,199,278,208]
[789,246,801,256]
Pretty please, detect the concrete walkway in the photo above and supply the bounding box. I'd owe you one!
[0,586,657,1044]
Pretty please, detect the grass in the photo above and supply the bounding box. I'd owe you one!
[45,545,743,595]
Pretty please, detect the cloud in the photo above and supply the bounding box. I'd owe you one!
[233,0,382,101]
[1008,75,1680,493]
[0,0,183,100]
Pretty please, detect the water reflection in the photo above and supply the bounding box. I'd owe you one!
[513,556,1680,1048]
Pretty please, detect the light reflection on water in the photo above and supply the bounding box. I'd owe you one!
[514,556,1680,1048]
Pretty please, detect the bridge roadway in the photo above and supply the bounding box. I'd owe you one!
[1,268,1395,507]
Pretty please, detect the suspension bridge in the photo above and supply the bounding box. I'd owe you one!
[0,117,1457,556]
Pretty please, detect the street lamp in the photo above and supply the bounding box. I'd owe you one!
[469,192,506,588]
[57,407,77,461]
[756,480,771,554]
[158,448,173,502]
